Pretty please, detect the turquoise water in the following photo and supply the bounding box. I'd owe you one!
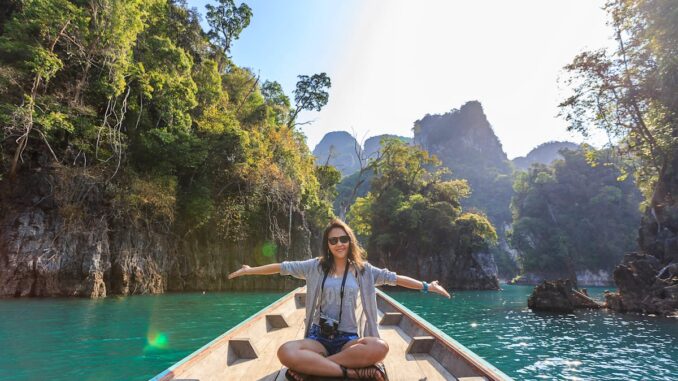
[0,285,676,380]
[389,285,678,381]
[0,292,284,381]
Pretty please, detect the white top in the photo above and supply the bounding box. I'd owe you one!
[312,270,359,333]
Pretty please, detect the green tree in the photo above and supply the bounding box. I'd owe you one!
[288,73,331,129]
[0,0,334,277]
[559,0,677,221]
[261,80,291,125]
[206,0,252,70]
[510,148,642,277]
[348,139,497,288]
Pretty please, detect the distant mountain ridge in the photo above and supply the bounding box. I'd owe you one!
[312,131,361,176]
[364,134,412,159]
[512,141,580,171]
[312,132,410,176]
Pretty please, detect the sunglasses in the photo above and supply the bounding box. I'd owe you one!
[328,235,350,245]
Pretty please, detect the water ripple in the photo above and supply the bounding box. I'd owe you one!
[388,284,678,381]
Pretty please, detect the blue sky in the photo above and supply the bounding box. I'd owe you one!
[188,0,614,158]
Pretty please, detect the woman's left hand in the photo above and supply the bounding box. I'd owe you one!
[429,280,452,298]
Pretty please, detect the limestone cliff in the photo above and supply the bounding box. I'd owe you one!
[413,101,513,279]
[0,168,310,298]
[369,245,499,291]
[601,151,678,316]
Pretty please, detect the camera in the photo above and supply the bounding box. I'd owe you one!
[319,314,339,338]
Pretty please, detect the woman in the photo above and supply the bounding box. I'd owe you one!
[228,219,450,380]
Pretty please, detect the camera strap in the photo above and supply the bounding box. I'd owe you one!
[319,263,350,325]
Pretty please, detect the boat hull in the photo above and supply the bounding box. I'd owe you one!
[151,287,513,381]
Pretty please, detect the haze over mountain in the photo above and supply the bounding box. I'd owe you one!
[312,101,639,281]
[312,132,411,176]
[364,134,412,159]
[312,131,361,176]
[512,141,580,171]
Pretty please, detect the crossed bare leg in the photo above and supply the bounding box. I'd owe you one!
[278,337,388,380]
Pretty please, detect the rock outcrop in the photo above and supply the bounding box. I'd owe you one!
[528,279,603,313]
[0,168,310,298]
[604,253,678,316]
[372,247,499,291]
[412,101,515,278]
[609,151,678,317]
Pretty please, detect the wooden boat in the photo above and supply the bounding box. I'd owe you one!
[151,287,513,381]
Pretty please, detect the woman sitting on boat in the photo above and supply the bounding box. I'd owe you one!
[228,219,451,380]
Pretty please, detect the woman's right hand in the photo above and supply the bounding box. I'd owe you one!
[228,265,251,279]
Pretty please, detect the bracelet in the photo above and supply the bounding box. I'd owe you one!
[421,281,428,293]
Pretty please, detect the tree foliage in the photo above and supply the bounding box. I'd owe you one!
[0,0,333,252]
[288,73,331,128]
[206,0,252,68]
[559,0,677,211]
[348,139,497,262]
[509,147,642,276]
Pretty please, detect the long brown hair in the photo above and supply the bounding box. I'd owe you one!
[320,219,366,274]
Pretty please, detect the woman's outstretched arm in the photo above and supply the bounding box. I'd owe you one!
[228,263,281,279]
[396,275,452,298]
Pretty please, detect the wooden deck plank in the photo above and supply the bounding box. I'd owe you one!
[412,353,457,381]
[378,326,430,381]
[169,294,305,381]
[214,303,306,380]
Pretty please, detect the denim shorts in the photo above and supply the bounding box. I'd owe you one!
[307,324,359,355]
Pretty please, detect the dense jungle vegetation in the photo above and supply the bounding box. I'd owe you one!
[514,0,678,279]
[0,0,337,245]
[1,0,675,293]
[558,0,678,265]
[347,139,497,265]
[510,147,642,277]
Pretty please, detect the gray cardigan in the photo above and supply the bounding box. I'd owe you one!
[280,258,398,338]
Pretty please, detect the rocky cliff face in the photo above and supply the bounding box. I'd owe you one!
[312,131,361,176]
[604,253,678,316]
[370,246,499,291]
[412,101,513,279]
[0,168,310,298]
[603,153,678,316]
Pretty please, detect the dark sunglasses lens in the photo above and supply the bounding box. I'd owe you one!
[328,236,350,245]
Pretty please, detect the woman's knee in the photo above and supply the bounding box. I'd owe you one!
[277,342,297,366]
[365,337,389,362]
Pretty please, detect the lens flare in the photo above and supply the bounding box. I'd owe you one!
[262,241,277,257]
[145,330,169,352]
